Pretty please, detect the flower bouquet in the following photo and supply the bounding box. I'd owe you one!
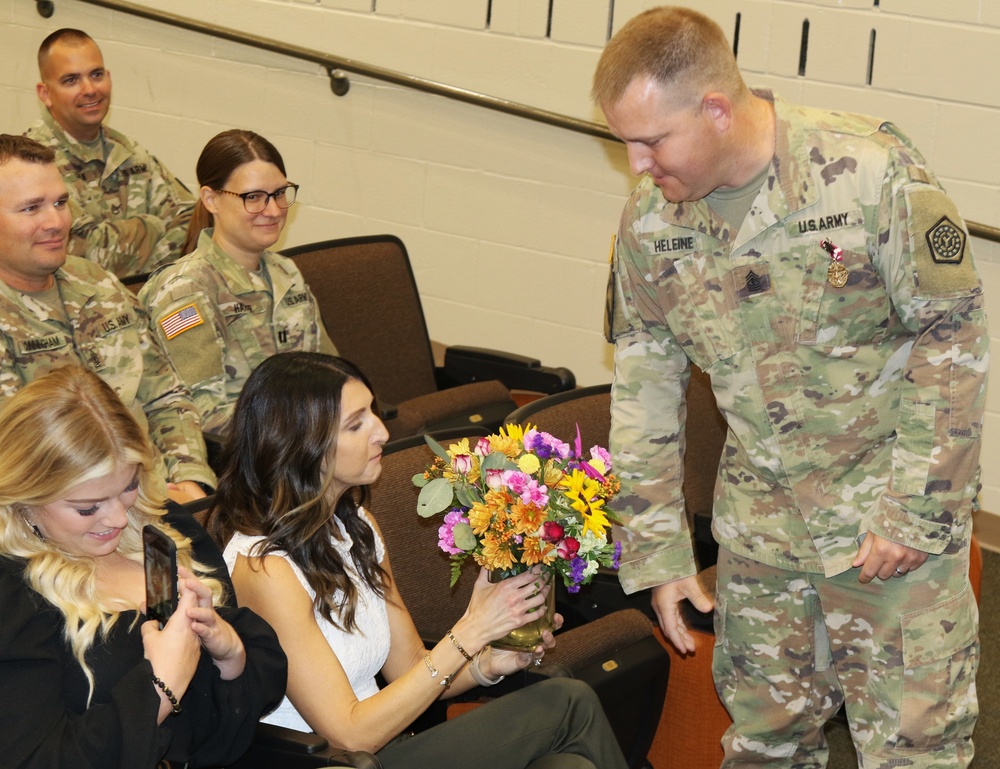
[414,423,622,650]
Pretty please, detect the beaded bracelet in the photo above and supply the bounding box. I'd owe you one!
[447,630,474,661]
[151,674,182,715]
[469,647,505,687]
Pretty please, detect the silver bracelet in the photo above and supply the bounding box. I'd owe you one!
[469,646,505,687]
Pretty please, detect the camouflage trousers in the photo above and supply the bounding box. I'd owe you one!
[712,547,979,769]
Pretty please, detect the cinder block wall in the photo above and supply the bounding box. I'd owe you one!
[2,0,999,538]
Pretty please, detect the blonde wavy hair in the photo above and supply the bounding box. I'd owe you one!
[0,366,224,702]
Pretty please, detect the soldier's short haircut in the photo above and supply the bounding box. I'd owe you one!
[0,134,56,167]
[37,28,96,77]
[592,7,746,110]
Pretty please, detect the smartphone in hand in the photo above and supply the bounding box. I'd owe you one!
[143,525,178,627]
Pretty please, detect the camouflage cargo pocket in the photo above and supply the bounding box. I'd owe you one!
[896,585,979,751]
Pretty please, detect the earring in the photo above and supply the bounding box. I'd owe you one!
[23,517,43,540]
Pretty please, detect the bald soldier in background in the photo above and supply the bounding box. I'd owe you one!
[596,7,985,769]
[26,28,194,278]
[0,134,214,503]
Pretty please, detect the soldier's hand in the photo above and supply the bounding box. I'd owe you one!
[166,480,207,504]
[852,532,928,583]
[651,576,714,654]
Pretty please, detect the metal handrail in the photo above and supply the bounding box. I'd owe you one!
[54,0,998,243]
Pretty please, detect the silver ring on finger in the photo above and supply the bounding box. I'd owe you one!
[895,567,905,575]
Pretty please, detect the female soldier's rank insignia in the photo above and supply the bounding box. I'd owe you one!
[821,239,848,287]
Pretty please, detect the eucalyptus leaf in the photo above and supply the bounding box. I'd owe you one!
[454,483,482,508]
[416,477,454,517]
[481,451,510,471]
[452,522,477,551]
[424,434,451,462]
[412,472,428,488]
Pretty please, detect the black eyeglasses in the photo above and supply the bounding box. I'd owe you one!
[215,183,299,213]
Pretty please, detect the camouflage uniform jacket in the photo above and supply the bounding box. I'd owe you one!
[608,92,987,593]
[139,230,337,433]
[25,109,194,278]
[0,257,216,489]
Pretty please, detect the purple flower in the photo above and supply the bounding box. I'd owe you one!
[612,541,622,570]
[437,509,468,555]
[523,429,549,457]
[549,438,570,460]
[568,556,587,587]
[523,429,568,460]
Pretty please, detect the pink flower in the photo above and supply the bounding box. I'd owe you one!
[541,522,565,542]
[474,437,492,456]
[485,468,505,490]
[452,453,473,474]
[437,509,469,555]
[504,470,530,495]
[589,446,612,472]
[520,479,549,507]
[557,536,580,559]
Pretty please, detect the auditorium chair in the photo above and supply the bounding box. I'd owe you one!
[281,235,575,440]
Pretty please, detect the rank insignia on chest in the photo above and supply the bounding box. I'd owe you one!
[735,265,773,301]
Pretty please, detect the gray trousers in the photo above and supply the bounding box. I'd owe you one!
[375,678,628,769]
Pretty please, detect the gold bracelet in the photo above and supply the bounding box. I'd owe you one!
[422,653,455,688]
[422,652,439,678]
[447,630,474,661]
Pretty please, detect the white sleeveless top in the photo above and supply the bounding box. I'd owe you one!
[223,508,390,733]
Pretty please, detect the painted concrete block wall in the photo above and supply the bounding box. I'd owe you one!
[1,0,999,525]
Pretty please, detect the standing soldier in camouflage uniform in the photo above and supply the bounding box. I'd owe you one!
[0,134,215,503]
[25,28,194,278]
[595,8,985,769]
[139,130,336,434]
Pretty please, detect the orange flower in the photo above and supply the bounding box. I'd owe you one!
[521,536,556,566]
[479,536,516,571]
[468,501,493,535]
[509,500,547,535]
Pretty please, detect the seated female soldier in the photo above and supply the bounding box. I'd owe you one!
[139,129,335,434]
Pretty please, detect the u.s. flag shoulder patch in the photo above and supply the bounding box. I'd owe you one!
[160,303,204,339]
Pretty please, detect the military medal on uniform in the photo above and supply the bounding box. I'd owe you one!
[821,239,848,288]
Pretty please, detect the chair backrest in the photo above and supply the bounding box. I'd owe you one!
[367,428,487,640]
[281,235,439,406]
[505,365,727,521]
[504,383,612,453]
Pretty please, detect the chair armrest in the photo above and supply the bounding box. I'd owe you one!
[439,346,575,394]
[252,723,329,754]
[233,722,384,768]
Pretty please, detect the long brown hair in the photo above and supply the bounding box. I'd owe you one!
[208,352,387,632]
[182,129,287,254]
